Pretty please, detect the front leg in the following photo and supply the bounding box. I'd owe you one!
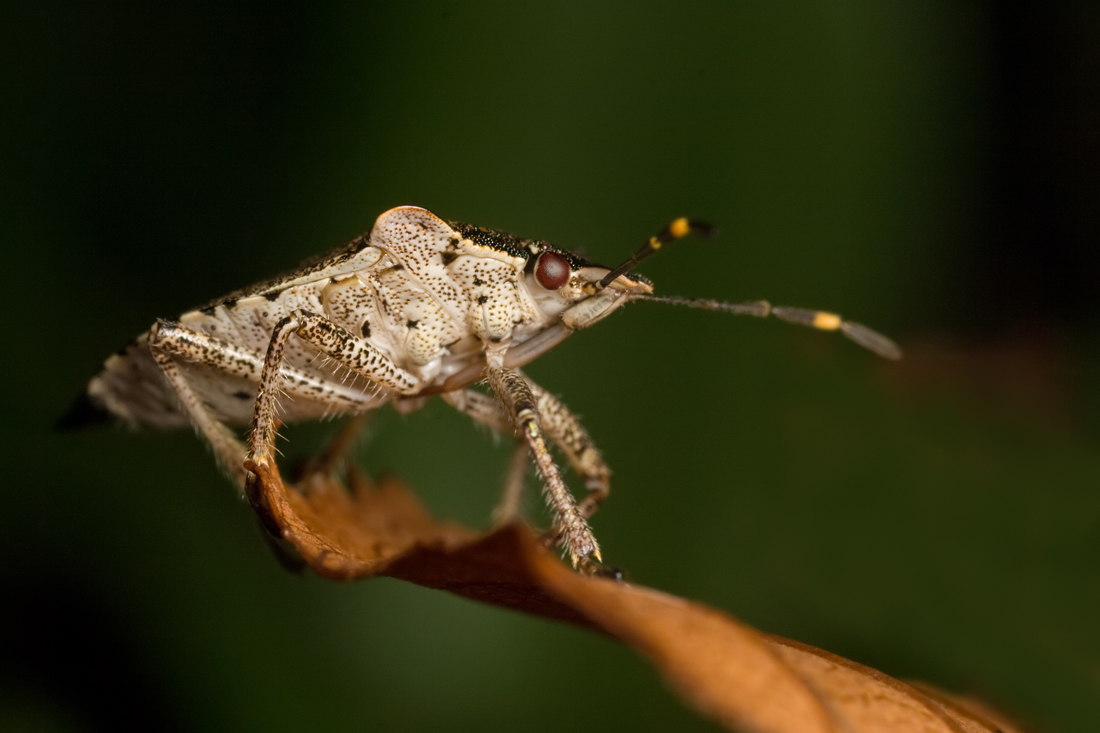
[443,382,611,521]
[484,365,599,567]
[527,383,610,520]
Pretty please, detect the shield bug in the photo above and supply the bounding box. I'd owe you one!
[61,206,901,570]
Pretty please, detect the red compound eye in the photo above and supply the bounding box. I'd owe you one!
[535,251,571,290]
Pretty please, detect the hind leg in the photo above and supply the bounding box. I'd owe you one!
[148,319,378,487]
[149,336,248,484]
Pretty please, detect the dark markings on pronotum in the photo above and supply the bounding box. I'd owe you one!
[263,290,281,302]
[448,221,527,258]
[441,252,457,265]
[406,320,418,329]
[477,295,488,304]
[360,322,371,338]
[391,264,405,271]
[448,237,459,248]
[472,277,484,287]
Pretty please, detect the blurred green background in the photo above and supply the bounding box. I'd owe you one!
[2,2,1099,731]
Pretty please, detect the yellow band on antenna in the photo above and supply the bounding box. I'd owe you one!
[812,312,842,330]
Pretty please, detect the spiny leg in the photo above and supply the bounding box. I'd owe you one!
[443,384,611,522]
[151,320,377,414]
[444,385,622,577]
[441,389,513,432]
[484,365,598,567]
[151,318,384,567]
[240,307,428,560]
[246,309,420,470]
[527,382,610,520]
[149,320,379,486]
[149,334,249,485]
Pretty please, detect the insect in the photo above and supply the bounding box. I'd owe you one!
[62,206,900,571]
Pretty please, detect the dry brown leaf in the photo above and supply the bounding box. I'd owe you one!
[245,459,1026,733]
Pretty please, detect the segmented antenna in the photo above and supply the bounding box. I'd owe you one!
[598,218,717,289]
[631,295,902,360]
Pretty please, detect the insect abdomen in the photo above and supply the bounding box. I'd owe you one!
[79,334,191,429]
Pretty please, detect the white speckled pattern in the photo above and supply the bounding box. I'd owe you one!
[86,206,649,429]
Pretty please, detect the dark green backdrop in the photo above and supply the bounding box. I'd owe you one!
[2,3,1098,731]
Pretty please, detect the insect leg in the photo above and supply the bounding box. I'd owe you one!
[441,389,513,431]
[246,310,420,467]
[484,366,598,566]
[527,382,611,520]
[443,384,610,522]
[149,320,380,485]
[148,336,249,484]
[440,390,528,524]
[150,321,378,413]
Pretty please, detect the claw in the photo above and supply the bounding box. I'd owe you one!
[576,553,625,581]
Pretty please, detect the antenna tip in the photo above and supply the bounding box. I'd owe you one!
[689,220,718,239]
[840,321,904,360]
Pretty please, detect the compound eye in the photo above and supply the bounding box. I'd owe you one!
[535,251,571,290]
